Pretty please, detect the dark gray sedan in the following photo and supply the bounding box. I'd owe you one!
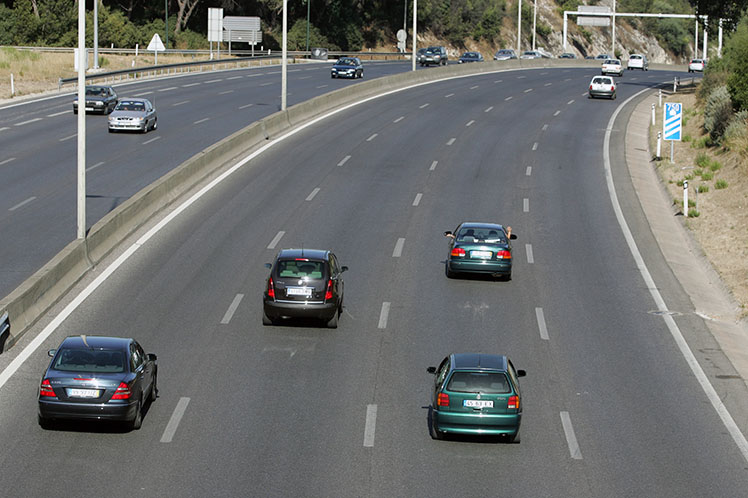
[331,57,363,79]
[108,98,158,133]
[73,85,118,114]
[38,335,158,430]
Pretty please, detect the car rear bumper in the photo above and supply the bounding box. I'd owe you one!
[264,300,338,320]
[589,89,615,98]
[433,410,521,435]
[38,399,138,422]
[448,259,511,275]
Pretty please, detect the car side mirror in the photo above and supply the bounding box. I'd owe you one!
[341,266,348,272]
[510,234,517,240]
[264,263,272,269]
[517,369,526,377]
[427,366,437,374]
[147,353,158,362]
[47,349,56,357]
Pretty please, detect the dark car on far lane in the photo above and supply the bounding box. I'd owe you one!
[331,57,364,79]
[263,248,348,328]
[38,335,158,430]
[73,85,118,114]
[444,222,516,280]
[458,52,484,63]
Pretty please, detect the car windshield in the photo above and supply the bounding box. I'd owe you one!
[86,87,107,96]
[276,260,326,279]
[447,372,511,394]
[456,227,506,243]
[338,58,357,65]
[631,55,642,59]
[53,348,126,373]
[116,101,145,111]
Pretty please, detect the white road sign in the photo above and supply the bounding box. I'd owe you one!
[664,102,682,141]
[147,33,166,52]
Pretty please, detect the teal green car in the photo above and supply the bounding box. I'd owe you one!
[427,353,526,442]
[444,222,516,280]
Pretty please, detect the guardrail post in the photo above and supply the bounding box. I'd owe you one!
[657,132,662,159]
[658,88,662,107]
[0,311,10,353]
[651,103,656,126]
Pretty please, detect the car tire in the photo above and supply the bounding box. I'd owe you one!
[429,409,444,440]
[38,415,54,430]
[326,309,339,329]
[507,429,520,444]
[129,398,143,430]
[262,312,274,326]
[612,92,617,100]
[149,372,158,403]
[152,118,157,131]
[73,109,78,115]
[445,263,456,279]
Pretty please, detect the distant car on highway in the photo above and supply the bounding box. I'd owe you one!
[108,98,157,133]
[416,48,428,64]
[493,49,518,60]
[427,353,526,442]
[458,51,484,63]
[444,222,515,280]
[558,52,577,59]
[688,58,706,72]
[263,248,348,328]
[588,75,617,99]
[38,335,158,430]
[627,53,649,70]
[596,53,612,60]
[73,85,118,115]
[421,46,448,66]
[520,50,543,59]
[601,58,624,76]
[331,57,363,79]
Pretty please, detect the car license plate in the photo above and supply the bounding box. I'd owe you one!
[85,107,94,111]
[470,250,492,259]
[287,287,312,297]
[68,388,99,398]
[464,399,493,408]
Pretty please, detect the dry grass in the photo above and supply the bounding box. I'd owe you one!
[650,87,748,316]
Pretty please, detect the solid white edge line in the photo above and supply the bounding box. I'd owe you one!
[220,293,244,324]
[392,238,405,257]
[378,302,391,329]
[306,187,320,201]
[0,64,548,391]
[535,307,549,340]
[161,397,191,443]
[605,88,748,463]
[363,404,377,447]
[267,231,285,250]
[412,193,422,206]
[560,411,583,459]
[525,244,534,264]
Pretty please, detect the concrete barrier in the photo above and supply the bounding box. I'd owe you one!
[0,58,652,350]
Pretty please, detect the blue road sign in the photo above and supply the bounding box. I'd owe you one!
[664,102,682,141]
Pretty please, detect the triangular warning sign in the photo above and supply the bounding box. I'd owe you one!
[147,33,166,52]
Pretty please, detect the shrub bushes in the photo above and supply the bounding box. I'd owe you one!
[703,85,733,142]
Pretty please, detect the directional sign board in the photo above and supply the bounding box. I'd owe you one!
[664,102,682,141]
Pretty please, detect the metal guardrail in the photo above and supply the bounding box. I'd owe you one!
[0,311,9,353]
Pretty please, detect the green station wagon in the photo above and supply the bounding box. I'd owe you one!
[427,353,526,442]
[444,222,516,280]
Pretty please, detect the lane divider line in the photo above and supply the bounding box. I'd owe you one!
[219,90,234,95]
[194,118,210,124]
[86,161,105,172]
[560,411,583,459]
[306,187,320,201]
[0,158,17,166]
[267,231,285,249]
[239,103,254,109]
[161,397,191,443]
[142,136,161,145]
[181,83,201,87]
[430,160,438,171]
[133,91,153,96]
[204,79,223,84]
[567,99,575,105]
[419,103,430,108]
[392,238,405,257]
[526,166,532,176]
[172,100,190,106]
[14,118,43,127]
[470,85,479,90]
[532,142,539,151]
[466,120,475,127]
[220,294,244,324]
[484,106,494,112]
[523,198,529,213]
[554,110,561,116]
[535,307,549,340]
[505,96,513,101]
[542,124,549,131]
[413,193,423,206]
[337,155,351,167]
[158,86,178,92]
[9,196,36,212]
[393,116,405,123]
[366,133,378,142]
[47,110,69,117]
[445,93,455,98]
[378,302,391,329]
[363,404,377,447]
[525,244,534,264]
[446,138,456,146]
[59,134,77,142]
[524,88,533,93]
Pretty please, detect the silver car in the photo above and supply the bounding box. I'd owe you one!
[494,49,518,60]
[108,98,157,133]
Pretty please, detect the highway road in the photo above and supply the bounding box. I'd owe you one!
[2,66,748,496]
[0,59,414,297]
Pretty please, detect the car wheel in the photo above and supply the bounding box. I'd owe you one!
[152,118,158,131]
[429,409,444,440]
[331,74,335,79]
[129,398,143,430]
[612,92,617,100]
[38,415,54,430]
[262,311,274,326]
[326,309,339,329]
[507,429,520,444]
[149,372,158,403]
[445,262,456,279]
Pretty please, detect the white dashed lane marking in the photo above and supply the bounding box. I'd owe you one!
[470,85,479,90]
[305,188,320,201]
[366,133,378,142]
[542,124,549,131]
[0,158,16,166]
[133,92,153,96]
[466,120,475,127]
[9,196,36,211]
[526,244,534,264]
[204,79,223,84]
[158,86,178,92]
[392,238,405,257]
[567,100,575,105]
[554,110,561,116]
[484,106,494,112]
[524,88,533,93]
[446,138,456,146]
[393,116,405,123]
[142,136,161,145]
[363,404,378,447]
[535,307,549,340]
[523,198,529,212]
[532,142,539,151]
[227,76,243,80]
[505,96,513,101]
[526,166,532,176]
[239,103,254,109]
[337,155,351,167]
[445,93,454,98]
[47,110,69,117]
[220,294,244,324]
[267,231,285,249]
[161,397,191,443]
[172,101,190,106]
[560,411,583,459]
[194,118,210,124]
[219,90,234,95]
[86,161,105,172]
[181,82,201,87]
[59,134,77,142]
[378,302,391,329]
[412,193,423,206]
[430,161,438,171]
[545,82,553,86]
[419,103,430,108]
[14,118,42,126]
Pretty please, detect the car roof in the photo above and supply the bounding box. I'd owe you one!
[459,222,505,230]
[60,335,131,351]
[277,248,329,261]
[451,353,508,371]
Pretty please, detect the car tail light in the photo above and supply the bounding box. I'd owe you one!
[496,250,512,260]
[111,382,132,400]
[507,395,520,410]
[325,279,333,301]
[589,85,593,91]
[267,277,275,299]
[450,247,466,257]
[437,393,450,406]
[39,379,56,397]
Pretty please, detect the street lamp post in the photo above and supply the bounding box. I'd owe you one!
[532,0,537,50]
[282,0,287,110]
[93,0,99,69]
[77,0,86,239]
[517,0,522,54]
[165,0,169,50]
[306,0,310,52]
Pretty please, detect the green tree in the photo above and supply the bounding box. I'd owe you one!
[723,16,748,111]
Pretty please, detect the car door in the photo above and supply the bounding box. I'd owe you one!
[329,253,344,304]
[130,342,147,399]
[432,357,450,407]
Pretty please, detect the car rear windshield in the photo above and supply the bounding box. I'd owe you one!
[53,348,127,373]
[456,227,506,243]
[276,259,326,279]
[447,372,511,394]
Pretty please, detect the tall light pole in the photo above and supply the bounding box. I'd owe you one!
[77,0,86,239]
[93,0,99,69]
[517,0,522,54]
[611,0,616,56]
[165,0,169,50]
[305,0,310,51]
[532,0,537,50]
[282,0,287,110]
[411,0,417,71]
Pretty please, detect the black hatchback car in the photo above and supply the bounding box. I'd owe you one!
[263,248,348,328]
[38,335,157,430]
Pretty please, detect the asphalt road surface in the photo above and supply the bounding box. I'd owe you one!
[2,67,748,497]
